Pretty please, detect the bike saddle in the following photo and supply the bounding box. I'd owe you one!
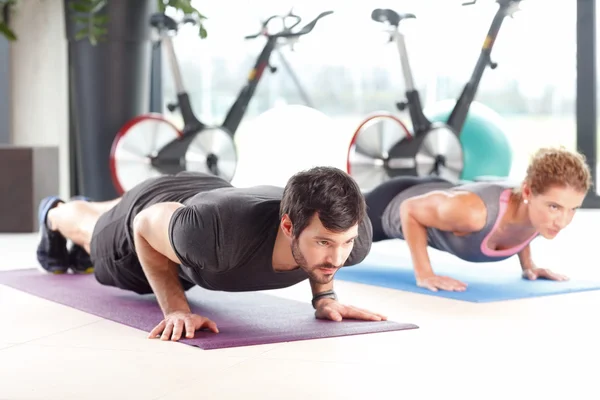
[149,13,178,32]
[371,9,416,27]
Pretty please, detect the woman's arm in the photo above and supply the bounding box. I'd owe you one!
[399,190,486,291]
[518,244,535,271]
[518,244,569,282]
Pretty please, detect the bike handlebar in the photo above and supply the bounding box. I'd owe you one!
[462,0,522,5]
[244,12,300,39]
[245,10,333,40]
[181,15,198,25]
[149,12,199,33]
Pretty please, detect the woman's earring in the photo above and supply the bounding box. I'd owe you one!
[524,199,529,204]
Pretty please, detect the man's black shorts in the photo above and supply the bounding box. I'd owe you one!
[89,176,205,295]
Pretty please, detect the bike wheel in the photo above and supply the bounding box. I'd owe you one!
[110,113,182,195]
[185,127,238,182]
[347,112,412,191]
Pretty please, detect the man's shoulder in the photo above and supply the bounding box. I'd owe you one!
[169,185,282,273]
[187,185,283,206]
[345,215,373,267]
[185,185,282,227]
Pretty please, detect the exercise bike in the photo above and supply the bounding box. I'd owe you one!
[109,10,333,194]
[346,0,521,191]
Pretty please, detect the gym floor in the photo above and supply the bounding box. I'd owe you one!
[1,207,598,399]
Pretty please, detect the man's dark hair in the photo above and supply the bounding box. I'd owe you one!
[280,166,366,237]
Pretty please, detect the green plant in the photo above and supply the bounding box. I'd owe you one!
[0,0,207,44]
[0,0,17,40]
[158,0,207,38]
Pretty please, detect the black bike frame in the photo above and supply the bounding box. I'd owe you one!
[164,33,281,138]
[151,32,279,174]
[161,31,205,135]
[446,0,520,135]
[152,10,330,175]
[149,31,206,174]
[396,0,519,137]
[221,35,279,135]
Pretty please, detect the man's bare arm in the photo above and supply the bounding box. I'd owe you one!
[309,279,335,308]
[132,202,190,316]
[310,276,387,322]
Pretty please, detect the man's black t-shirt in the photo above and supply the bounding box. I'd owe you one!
[124,172,373,292]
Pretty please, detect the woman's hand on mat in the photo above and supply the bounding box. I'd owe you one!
[522,267,569,282]
[315,298,387,322]
[149,311,219,341]
[416,274,468,292]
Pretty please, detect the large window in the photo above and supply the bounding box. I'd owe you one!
[162,0,577,181]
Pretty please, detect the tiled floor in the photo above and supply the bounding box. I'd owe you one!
[1,210,600,399]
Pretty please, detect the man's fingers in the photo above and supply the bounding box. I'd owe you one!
[327,309,343,322]
[171,320,184,341]
[348,306,387,321]
[342,307,381,321]
[160,321,174,341]
[148,320,166,339]
[184,318,196,338]
[377,313,388,321]
[344,307,381,321]
[148,314,220,341]
[204,319,219,333]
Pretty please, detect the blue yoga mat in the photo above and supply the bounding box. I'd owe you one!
[335,259,600,303]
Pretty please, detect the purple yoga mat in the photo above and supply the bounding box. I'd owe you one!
[0,269,417,350]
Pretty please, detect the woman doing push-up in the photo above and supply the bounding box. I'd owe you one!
[365,147,592,292]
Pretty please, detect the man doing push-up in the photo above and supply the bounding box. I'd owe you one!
[36,167,386,342]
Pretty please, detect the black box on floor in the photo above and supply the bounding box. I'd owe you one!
[0,145,59,233]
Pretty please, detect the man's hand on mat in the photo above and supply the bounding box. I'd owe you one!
[315,298,387,322]
[416,274,468,292]
[149,311,219,341]
[522,267,569,282]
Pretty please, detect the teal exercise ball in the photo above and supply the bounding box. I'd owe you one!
[424,100,513,181]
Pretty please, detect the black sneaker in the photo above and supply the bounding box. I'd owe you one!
[36,196,68,274]
[68,244,94,274]
[67,195,94,274]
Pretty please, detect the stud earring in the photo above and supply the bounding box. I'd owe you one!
[524,199,529,204]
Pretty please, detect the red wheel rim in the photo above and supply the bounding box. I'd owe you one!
[346,112,412,190]
[109,113,182,195]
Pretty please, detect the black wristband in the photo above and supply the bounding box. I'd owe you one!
[311,290,337,309]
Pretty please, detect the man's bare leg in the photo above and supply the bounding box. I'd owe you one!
[36,196,122,274]
[89,198,121,214]
[68,196,121,216]
[46,199,119,254]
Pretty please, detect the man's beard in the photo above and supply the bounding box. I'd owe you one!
[291,238,338,284]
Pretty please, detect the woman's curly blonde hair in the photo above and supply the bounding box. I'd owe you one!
[524,146,592,195]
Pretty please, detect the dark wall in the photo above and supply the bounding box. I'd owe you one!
[0,36,10,144]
